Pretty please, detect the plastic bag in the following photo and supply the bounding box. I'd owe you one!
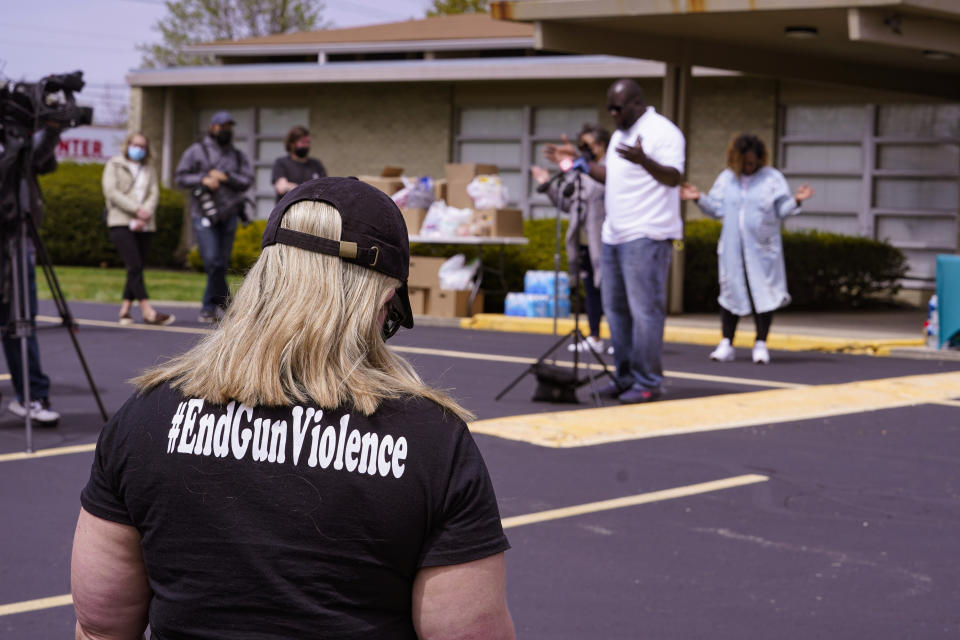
[419,200,473,238]
[466,175,509,209]
[438,253,480,290]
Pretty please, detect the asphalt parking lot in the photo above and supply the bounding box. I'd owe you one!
[1,300,959,638]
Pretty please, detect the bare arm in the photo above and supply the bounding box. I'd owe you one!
[72,508,150,640]
[412,553,514,640]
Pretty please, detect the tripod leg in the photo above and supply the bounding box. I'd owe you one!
[9,233,35,452]
[27,220,109,421]
[495,330,573,401]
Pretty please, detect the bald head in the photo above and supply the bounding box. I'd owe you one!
[606,79,647,131]
[609,79,644,103]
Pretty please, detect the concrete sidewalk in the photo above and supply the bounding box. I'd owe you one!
[453,309,960,358]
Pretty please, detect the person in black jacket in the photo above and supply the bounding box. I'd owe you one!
[175,111,254,323]
[0,120,61,425]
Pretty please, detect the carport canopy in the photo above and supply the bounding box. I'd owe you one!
[490,0,960,98]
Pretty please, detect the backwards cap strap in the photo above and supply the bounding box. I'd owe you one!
[274,228,379,266]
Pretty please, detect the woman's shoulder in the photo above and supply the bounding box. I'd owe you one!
[758,166,786,181]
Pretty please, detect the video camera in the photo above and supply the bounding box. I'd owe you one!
[0,70,93,133]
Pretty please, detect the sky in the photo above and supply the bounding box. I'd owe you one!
[0,0,434,125]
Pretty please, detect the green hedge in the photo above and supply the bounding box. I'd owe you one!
[682,219,908,311]
[36,162,184,267]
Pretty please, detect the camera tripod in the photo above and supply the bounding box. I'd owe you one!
[4,131,107,453]
[495,170,614,405]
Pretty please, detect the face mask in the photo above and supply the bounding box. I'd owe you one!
[293,146,309,159]
[127,146,146,162]
[215,129,233,145]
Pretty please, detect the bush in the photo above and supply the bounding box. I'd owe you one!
[682,218,908,312]
[37,161,184,267]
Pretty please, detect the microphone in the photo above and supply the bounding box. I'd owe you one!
[535,154,591,194]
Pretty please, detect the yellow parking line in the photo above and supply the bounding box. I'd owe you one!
[502,474,768,529]
[0,474,766,618]
[0,443,96,463]
[470,371,960,448]
[0,594,72,617]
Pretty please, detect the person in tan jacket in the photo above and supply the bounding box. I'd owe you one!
[102,132,174,325]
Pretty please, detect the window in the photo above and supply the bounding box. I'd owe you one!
[778,104,960,285]
[454,105,599,220]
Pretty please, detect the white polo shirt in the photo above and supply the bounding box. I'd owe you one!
[603,107,685,244]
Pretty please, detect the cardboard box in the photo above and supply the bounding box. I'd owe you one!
[433,179,447,203]
[408,256,447,289]
[401,208,427,237]
[445,163,498,184]
[358,175,404,196]
[445,163,498,209]
[408,287,428,316]
[471,208,524,237]
[428,289,484,318]
[358,167,406,196]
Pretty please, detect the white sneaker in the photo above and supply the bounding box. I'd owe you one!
[752,340,770,364]
[8,399,60,426]
[567,336,605,353]
[710,339,735,362]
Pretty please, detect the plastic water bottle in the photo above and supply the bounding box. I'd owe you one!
[926,295,939,349]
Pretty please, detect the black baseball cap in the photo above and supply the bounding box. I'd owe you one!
[261,177,413,332]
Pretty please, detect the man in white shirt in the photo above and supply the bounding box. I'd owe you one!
[547,79,685,403]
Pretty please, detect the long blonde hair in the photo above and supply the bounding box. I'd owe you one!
[135,200,472,420]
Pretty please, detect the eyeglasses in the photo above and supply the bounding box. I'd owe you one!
[606,104,624,114]
[380,292,407,341]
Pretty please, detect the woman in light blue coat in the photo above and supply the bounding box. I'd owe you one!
[681,134,813,364]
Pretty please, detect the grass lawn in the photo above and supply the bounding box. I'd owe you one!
[36,266,244,304]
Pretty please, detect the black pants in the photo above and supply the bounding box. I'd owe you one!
[576,245,603,338]
[721,307,772,342]
[109,227,152,301]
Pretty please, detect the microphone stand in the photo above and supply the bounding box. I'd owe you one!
[496,169,613,405]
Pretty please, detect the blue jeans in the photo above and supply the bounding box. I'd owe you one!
[601,237,672,392]
[193,215,238,312]
[1,247,51,403]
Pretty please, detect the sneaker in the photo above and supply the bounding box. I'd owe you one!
[596,381,629,399]
[752,340,770,364]
[567,336,605,353]
[8,399,60,426]
[145,311,175,326]
[118,312,134,325]
[618,386,663,405]
[197,310,217,324]
[710,339,735,362]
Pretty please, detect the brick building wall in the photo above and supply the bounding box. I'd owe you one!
[686,77,779,221]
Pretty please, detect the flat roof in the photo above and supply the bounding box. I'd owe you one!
[490,0,960,97]
[127,55,735,87]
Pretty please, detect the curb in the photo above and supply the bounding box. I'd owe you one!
[459,313,925,356]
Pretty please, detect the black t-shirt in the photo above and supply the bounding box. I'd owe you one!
[271,156,327,201]
[81,383,509,640]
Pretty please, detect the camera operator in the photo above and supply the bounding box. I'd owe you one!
[0,119,62,425]
[175,111,254,324]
